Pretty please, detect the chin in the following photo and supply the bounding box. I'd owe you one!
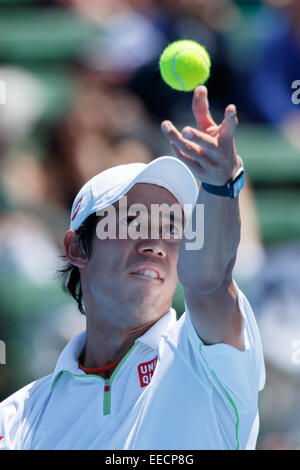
[131,295,172,320]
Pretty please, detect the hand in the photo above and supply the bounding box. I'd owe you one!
[161,86,241,185]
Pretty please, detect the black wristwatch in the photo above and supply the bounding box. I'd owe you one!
[201,163,245,199]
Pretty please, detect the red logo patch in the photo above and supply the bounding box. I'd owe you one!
[71,197,83,221]
[0,436,3,441]
[138,356,158,387]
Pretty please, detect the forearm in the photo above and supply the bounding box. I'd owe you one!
[178,186,241,292]
[161,86,245,347]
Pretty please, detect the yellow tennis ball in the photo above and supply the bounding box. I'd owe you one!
[159,40,211,92]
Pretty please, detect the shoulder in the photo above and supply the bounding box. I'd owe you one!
[162,311,188,351]
[0,374,53,449]
[0,373,54,409]
[166,284,265,393]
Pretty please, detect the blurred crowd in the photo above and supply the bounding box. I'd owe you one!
[0,0,300,449]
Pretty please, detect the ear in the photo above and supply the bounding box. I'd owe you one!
[64,230,88,268]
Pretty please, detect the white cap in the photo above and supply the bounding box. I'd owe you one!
[70,156,199,230]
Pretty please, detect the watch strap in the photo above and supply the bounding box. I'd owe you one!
[202,164,245,199]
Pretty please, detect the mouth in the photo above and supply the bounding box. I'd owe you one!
[130,270,162,281]
[130,264,165,281]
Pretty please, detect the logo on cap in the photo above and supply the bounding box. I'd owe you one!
[137,356,158,387]
[71,197,83,222]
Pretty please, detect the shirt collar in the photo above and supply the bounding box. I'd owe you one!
[51,308,177,388]
[135,308,177,349]
[53,329,86,379]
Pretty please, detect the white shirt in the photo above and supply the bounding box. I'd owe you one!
[0,285,265,450]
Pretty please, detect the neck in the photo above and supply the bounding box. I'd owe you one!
[81,312,157,375]
[79,287,171,376]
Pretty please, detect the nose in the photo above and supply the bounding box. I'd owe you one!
[136,240,166,259]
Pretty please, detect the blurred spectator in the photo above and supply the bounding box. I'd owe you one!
[41,68,154,209]
[248,0,300,147]
[1,0,300,450]
[0,207,86,400]
[73,0,239,123]
[0,67,47,151]
[250,239,300,449]
[233,179,266,295]
[257,432,298,450]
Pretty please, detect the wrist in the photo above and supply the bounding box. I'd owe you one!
[202,157,244,199]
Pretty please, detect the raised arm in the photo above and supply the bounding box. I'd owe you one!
[161,86,244,350]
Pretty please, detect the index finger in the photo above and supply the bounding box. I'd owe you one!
[192,86,215,131]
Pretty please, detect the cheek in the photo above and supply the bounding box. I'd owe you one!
[166,243,180,281]
[86,244,123,297]
[87,239,131,276]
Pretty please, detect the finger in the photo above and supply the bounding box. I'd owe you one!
[182,126,216,154]
[171,135,202,159]
[218,105,238,147]
[169,142,206,177]
[161,120,182,141]
[162,120,201,158]
[162,121,212,160]
[192,86,215,131]
[162,120,217,167]
[170,140,216,172]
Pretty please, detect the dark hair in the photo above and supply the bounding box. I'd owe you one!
[58,213,99,315]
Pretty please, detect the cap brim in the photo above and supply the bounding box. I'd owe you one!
[70,156,199,230]
[92,156,198,220]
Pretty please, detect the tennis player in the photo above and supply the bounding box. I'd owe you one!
[0,86,265,450]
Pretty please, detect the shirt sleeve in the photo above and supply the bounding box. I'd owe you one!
[184,281,266,411]
[0,374,53,450]
[0,387,29,450]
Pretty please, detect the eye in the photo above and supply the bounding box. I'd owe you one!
[163,224,180,235]
[125,216,139,226]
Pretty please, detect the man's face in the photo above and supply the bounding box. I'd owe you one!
[80,183,183,328]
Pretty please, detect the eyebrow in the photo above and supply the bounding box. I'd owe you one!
[116,207,184,225]
[168,213,184,226]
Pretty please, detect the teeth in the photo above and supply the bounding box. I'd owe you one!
[135,269,159,279]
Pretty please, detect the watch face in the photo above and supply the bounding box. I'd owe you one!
[233,173,245,197]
